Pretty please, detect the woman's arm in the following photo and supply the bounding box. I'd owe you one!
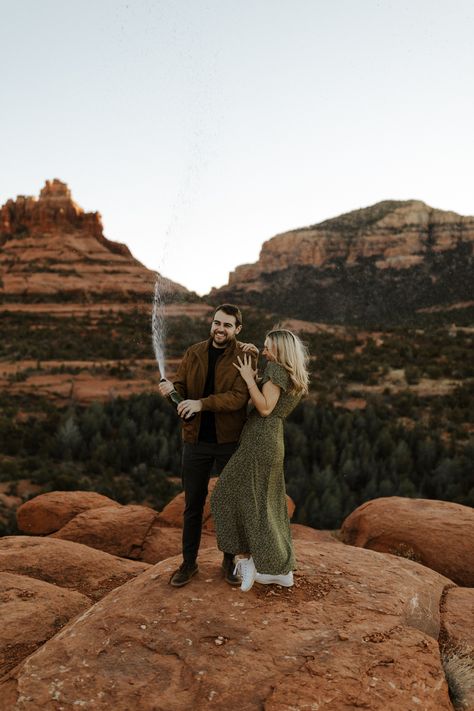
[233,355,281,417]
[248,379,281,417]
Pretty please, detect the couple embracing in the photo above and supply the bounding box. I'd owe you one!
[158,304,309,592]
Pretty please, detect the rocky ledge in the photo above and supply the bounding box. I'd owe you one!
[0,490,473,710]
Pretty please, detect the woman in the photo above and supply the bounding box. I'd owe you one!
[210,329,309,592]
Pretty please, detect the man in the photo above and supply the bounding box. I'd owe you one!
[158,304,256,587]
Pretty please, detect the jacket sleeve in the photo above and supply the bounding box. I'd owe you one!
[200,351,257,413]
[172,349,189,399]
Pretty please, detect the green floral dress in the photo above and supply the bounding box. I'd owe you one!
[211,361,301,575]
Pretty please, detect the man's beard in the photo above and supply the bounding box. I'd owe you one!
[211,331,232,348]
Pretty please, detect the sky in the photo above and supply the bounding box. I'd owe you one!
[1,0,474,295]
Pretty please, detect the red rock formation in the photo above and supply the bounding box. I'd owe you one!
[0,536,149,601]
[140,522,216,564]
[51,506,217,565]
[290,522,340,544]
[0,541,455,710]
[16,490,121,535]
[211,200,474,324]
[0,572,90,676]
[14,490,220,565]
[224,200,474,287]
[51,504,159,558]
[440,587,474,656]
[340,496,474,586]
[439,587,474,710]
[0,179,188,299]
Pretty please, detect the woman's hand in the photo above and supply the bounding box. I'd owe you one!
[233,353,258,387]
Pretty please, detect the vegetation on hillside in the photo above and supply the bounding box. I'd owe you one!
[315,200,412,233]
[285,391,474,529]
[0,392,181,533]
[0,303,472,536]
[1,380,472,535]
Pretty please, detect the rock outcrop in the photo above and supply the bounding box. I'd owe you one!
[0,179,188,300]
[0,572,90,676]
[17,490,216,564]
[2,490,474,708]
[0,536,149,601]
[211,200,474,324]
[0,542,456,710]
[340,496,474,586]
[440,587,474,657]
[440,587,474,711]
[51,503,162,558]
[16,490,121,535]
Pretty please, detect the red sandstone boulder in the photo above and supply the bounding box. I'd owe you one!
[140,524,216,564]
[139,524,185,564]
[0,541,456,710]
[0,536,149,601]
[156,489,187,527]
[51,504,157,558]
[340,496,474,586]
[290,523,341,543]
[440,587,474,711]
[16,491,120,535]
[440,586,474,657]
[0,572,90,676]
[51,503,217,563]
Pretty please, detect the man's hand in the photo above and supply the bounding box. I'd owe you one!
[240,342,259,357]
[158,379,174,396]
[177,399,203,420]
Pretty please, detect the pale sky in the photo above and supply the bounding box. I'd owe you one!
[1,0,474,294]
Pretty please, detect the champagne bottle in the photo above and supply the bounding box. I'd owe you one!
[161,379,196,420]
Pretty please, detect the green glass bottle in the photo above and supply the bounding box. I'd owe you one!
[161,380,196,420]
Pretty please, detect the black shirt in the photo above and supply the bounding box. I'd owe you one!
[198,344,225,442]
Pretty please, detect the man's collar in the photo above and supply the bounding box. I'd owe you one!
[207,336,237,354]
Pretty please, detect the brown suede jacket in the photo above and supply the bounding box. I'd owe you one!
[173,338,255,444]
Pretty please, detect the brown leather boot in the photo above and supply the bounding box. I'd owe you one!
[169,561,198,587]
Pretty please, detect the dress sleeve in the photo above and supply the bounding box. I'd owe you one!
[261,362,290,392]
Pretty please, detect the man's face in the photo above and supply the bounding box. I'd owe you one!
[210,309,242,348]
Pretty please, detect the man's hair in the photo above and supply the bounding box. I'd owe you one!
[214,303,242,327]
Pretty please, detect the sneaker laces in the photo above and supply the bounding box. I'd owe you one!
[233,559,243,577]
[233,558,253,584]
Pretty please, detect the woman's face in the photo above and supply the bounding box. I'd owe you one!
[262,338,277,361]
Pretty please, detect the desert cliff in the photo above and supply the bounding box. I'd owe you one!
[0,179,187,300]
[211,200,474,324]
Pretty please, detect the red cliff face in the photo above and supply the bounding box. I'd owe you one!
[211,200,474,324]
[1,179,106,244]
[0,179,187,300]
[225,201,474,289]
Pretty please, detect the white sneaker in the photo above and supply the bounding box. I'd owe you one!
[255,571,294,587]
[233,556,256,592]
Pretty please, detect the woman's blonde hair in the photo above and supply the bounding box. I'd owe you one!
[266,329,310,395]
